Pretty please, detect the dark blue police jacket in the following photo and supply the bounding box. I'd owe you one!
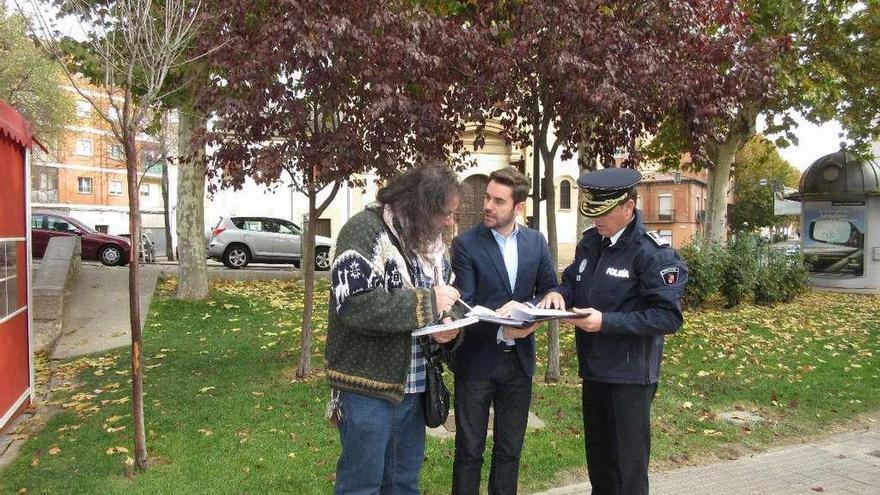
[451,222,558,382]
[555,211,687,385]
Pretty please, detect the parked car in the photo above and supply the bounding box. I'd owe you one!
[31,212,131,266]
[206,216,334,270]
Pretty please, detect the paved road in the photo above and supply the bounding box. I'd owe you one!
[537,418,880,495]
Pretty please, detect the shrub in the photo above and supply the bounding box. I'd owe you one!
[780,251,809,302]
[720,233,758,308]
[679,235,723,309]
[754,251,788,305]
[754,249,810,305]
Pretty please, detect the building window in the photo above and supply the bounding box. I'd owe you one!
[0,241,23,319]
[75,138,93,157]
[109,144,124,160]
[658,194,673,221]
[75,100,91,118]
[140,184,151,197]
[559,179,572,210]
[110,180,124,196]
[31,165,59,203]
[77,177,93,194]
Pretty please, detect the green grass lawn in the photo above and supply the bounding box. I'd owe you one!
[2,279,879,494]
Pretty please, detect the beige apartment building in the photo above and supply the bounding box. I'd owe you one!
[30,78,172,250]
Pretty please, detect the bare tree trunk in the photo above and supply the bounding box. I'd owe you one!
[297,191,317,378]
[161,156,173,261]
[175,111,208,300]
[124,130,147,471]
[541,146,560,383]
[704,144,735,244]
[703,104,759,244]
[159,112,174,261]
[296,178,340,378]
[530,99,541,230]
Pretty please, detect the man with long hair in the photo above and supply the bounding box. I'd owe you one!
[325,163,462,494]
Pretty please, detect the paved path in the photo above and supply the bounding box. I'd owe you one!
[51,263,161,359]
[537,421,880,495]
[50,261,317,359]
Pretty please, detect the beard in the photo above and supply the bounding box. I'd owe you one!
[484,209,516,230]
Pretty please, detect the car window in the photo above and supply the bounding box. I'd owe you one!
[262,219,281,233]
[32,215,46,229]
[278,221,301,235]
[46,216,76,232]
[239,219,263,232]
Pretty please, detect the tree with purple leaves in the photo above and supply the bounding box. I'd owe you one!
[198,0,489,378]
[468,0,774,380]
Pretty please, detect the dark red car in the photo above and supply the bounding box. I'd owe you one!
[31,212,131,266]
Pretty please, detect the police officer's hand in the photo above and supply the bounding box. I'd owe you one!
[432,317,460,344]
[501,323,539,340]
[565,307,602,332]
[433,286,460,314]
[495,300,529,317]
[537,292,566,311]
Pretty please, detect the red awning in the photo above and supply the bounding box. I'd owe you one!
[0,100,35,149]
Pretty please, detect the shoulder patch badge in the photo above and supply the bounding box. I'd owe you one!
[660,267,679,285]
[646,231,670,247]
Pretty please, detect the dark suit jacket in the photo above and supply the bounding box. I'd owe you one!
[451,222,558,381]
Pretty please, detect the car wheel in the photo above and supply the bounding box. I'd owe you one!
[315,247,331,271]
[223,244,250,269]
[99,245,124,266]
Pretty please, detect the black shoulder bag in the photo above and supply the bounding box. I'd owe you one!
[418,337,451,428]
[375,210,450,428]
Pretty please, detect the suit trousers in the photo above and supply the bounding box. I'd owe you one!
[581,380,658,495]
[453,349,532,495]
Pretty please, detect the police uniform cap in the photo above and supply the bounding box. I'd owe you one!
[576,168,642,217]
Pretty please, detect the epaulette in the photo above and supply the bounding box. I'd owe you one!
[645,231,670,247]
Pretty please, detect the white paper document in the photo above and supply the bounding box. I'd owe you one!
[508,306,581,320]
[412,316,480,336]
[466,304,587,328]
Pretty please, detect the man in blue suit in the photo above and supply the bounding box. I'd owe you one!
[450,167,557,494]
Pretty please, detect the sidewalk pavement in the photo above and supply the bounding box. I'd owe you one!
[536,420,880,495]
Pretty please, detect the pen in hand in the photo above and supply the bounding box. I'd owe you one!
[455,298,474,312]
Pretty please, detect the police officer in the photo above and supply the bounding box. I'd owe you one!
[539,168,687,495]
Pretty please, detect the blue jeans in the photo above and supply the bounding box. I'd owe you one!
[335,391,426,495]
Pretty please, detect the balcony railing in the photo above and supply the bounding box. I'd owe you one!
[32,189,59,203]
[642,209,676,222]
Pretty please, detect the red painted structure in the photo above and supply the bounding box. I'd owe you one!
[0,101,35,431]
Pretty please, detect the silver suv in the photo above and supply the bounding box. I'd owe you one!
[206,216,334,270]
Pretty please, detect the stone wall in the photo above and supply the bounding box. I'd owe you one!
[32,236,81,352]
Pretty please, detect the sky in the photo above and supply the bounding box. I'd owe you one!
[4,0,851,173]
[761,114,847,171]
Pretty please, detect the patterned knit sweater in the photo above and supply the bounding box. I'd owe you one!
[325,206,446,402]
